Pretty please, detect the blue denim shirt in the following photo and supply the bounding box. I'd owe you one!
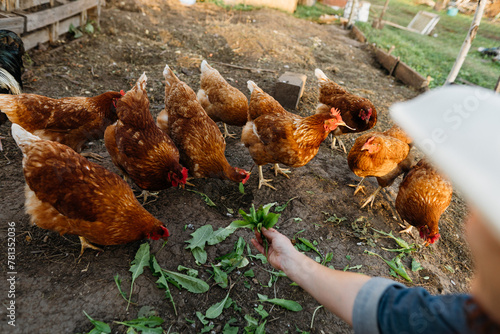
[352,277,473,334]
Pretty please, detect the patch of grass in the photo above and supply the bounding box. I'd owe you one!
[356,0,500,89]
[294,3,342,21]
[202,0,257,11]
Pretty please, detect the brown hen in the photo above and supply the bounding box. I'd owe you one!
[0,90,123,159]
[242,80,347,190]
[197,60,248,138]
[315,68,377,152]
[157,64,250,184]
[396,158,453,245]
[12,123,169,255]
[104,73,187,203]
[347,125,414,208]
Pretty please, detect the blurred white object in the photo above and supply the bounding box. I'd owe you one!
[390,86,500,241]
[343,1,370,23]
[357,2,371,22]
[180,0,196,5]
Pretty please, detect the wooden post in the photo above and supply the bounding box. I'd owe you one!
[445,0,488,85]
[373,0,390,29]
[346,0,359,29]
[495,76,500,94]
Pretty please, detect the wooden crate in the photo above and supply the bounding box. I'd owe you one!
[0,0,102,50]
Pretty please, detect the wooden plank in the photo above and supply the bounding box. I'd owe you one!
[375,48,398,72]
[21,27,50,50]
[350,25,366,43]
[20,13,88,50]
[19,0,98,32]
[381,20,420,33]
[375,48,427,90]
[1,0,18,12]
[57,14,81,36]
[18,0,51,10]
[393,60,428,90]
[0,13,25,34]
[223,0,297,13]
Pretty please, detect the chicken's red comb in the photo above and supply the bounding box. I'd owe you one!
[120,90,125,96]
[181,167,189,183]
[330,107,341,116]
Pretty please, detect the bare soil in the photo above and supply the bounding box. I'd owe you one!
[0,1,472,333]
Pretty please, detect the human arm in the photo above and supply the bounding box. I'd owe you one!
[251,227,371,326]
[251,228,475,333]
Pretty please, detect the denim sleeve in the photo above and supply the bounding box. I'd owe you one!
[353,277,473,334]
[353,277,404,334]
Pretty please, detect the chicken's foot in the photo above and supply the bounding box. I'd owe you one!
[79,236,103,256]
[399,225,413,235]
[137,190,160,205]
[272,164,290,178]
[81,152,104,161]
[223,123,237,139]
[348,177,366,195]
[360,186,382,209]
[331,136,347,153]
[258,165,276,190]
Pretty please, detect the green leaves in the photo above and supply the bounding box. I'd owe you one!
[186,189,216,207]
[161,269,209,293]
[117,242,209,318]
[411,258,424,272]
[185,225,213,250]
[84,311,164,334]
[84,311,111,334]
[296,237,322,258]
[114,274,128,302]
[230,203,281,233]
[127,243,151,310]
[114,316,164,334]
[365,251,412,282]
[372,228,418,253]
[211,264,229,288]
[150,256,177,316]
[275,197,297,212]
[205,290,231,319]
[208,226,238,245]
[257,294,303,311]
[185,224,237,264]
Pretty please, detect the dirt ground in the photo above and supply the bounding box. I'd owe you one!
[0,1,472,333]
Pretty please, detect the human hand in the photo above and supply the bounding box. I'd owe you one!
[250,227,298,273]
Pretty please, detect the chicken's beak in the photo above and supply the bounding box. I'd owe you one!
[338,121,355,131]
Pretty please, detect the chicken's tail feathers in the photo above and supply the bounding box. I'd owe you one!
[11,123,40,151]
[136,72,147,92]
[200,60,213,73]
[0,93,17,117]
[197,89,209,107]
[0,68,21,94]
[314,68,329,82]
[247,80,262,94]
[163,64,180,87]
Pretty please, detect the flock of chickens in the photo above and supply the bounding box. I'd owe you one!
[0,29,453,255]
